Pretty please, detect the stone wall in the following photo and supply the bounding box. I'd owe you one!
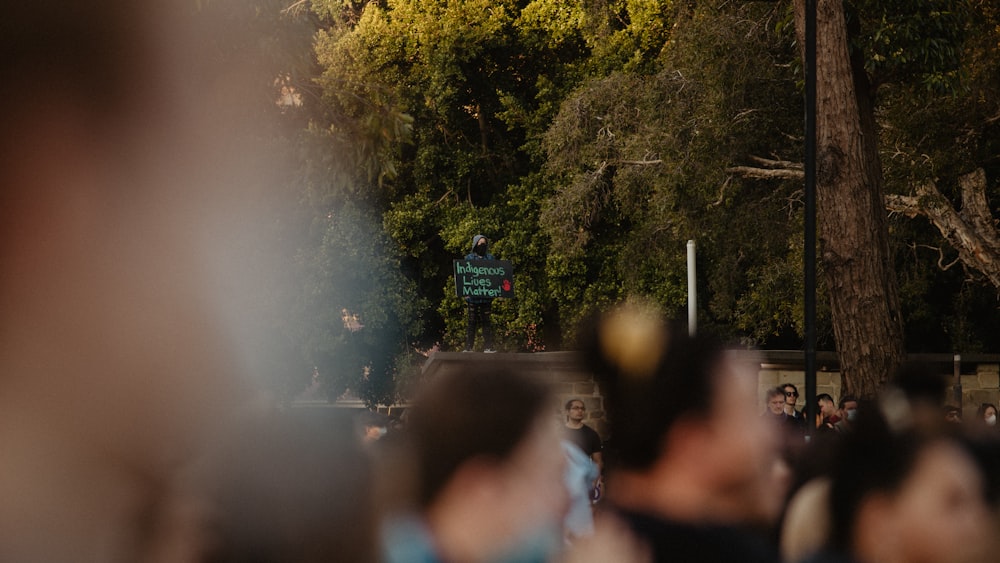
[756,361,1000,421]
[959,363,1000,418]
[422,351,1000,438]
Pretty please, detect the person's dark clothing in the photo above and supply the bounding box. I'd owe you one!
[465,302,493,351]
[763,411,802,431]
[817,416,839,433]
[613,508,778,563]
[464,235,495,304]
[797,549,862,563]
[464,234,495,350]
[564,424,602,458]
[787,408,808,430]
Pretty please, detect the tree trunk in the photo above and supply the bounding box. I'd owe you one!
[794,0,904,399]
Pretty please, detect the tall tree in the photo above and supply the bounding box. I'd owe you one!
[792,0,904,397]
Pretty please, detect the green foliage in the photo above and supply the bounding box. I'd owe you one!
[851,0,972,91]
[267,0,1000,408]
[540,1,808,344]
[289,199,426,405]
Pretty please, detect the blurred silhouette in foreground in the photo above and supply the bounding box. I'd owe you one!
[381,364,569,563]
[793,404,990,563]
[783,365,997,563]
[193,411,377,563]
[579,303,782,563]
[0,2,304,561]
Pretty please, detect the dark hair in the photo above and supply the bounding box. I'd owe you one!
[580,307,727,470]
[817,393,834,404]
[565,398,585,410]
[838,396,858,410]
[977,403,998,418]
[892,362,946,406]
[0,2,155,124]
[201,411,377,563]
[781,383,798,393]
[826,404,949,550]
[407,364,551,508]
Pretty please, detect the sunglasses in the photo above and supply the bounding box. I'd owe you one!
[785,391,799,398]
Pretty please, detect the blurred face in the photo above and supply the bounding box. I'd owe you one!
[888,442,989,563]
[983,406,997,421]
[703,358,782,519]
[768,395,786,415]
[491,416,568,551]
[0,3,275,473]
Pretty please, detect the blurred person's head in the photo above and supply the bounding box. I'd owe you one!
[580,303,780,525]
[196,412,377,563]
[359,412,388,444]
[404,364,567,562]
[767,387,787,416]
[0,0,277,469]
[888,363,949,432]
[892,363,946,406]
[0,2,287,560]
[826,407,989,563]
[944,406,963,424]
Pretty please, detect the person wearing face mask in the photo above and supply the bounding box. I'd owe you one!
[977,403,998,429]
[463,234,497,353]
[834,397,859,433]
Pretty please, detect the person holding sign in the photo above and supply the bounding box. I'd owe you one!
[464,234,497,353]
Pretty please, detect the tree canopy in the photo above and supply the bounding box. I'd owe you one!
[239,0,1000,403]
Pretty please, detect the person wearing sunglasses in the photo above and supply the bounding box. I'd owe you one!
[781,384,808,432]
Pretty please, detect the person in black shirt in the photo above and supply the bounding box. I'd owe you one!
[782,383,808,431]
[564,399,603,469]
[564,398,603,503]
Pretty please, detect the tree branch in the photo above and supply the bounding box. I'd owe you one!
[886,174,1000,290]
[613,159,663,166]
[958,168,1000,255]
[748,155,804,170]
[884,193,922,217]
[726,166,804,180]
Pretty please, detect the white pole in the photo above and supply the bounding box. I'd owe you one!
[687,240,697,336]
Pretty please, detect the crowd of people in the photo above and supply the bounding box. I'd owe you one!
[356,305,1000,563]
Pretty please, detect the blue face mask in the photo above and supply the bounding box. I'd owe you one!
[488,521,562,563]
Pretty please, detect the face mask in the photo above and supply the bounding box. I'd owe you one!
[488,521,562,563]
[987,415,997,426]
[474,243,487,256]
[378,426,388,436]
[846,409,858,421]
